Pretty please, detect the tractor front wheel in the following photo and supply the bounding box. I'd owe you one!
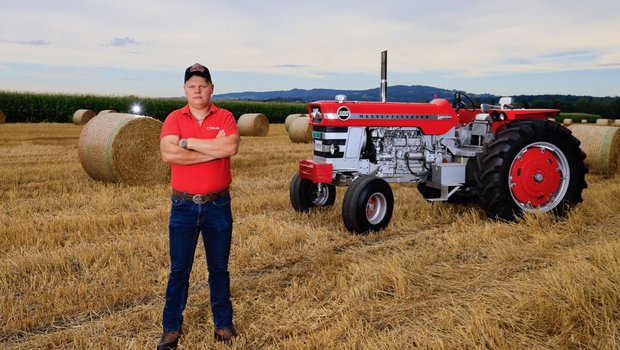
[290,172,336,212]
[342,175,394,234]
[473,119,587,220]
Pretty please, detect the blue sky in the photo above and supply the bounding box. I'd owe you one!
[1,0,619,98]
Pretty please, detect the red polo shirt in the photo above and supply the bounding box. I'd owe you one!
[161,104,239,194]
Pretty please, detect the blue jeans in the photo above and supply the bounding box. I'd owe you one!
[162,194,234,332]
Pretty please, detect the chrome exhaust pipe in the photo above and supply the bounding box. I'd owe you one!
[380,50,388,103]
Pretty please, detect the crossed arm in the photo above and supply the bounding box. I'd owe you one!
[160,130,240,165]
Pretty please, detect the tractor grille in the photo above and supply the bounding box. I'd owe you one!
[312,126,348,159]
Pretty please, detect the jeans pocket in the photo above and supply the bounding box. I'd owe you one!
[212,195,231,207]
[171,195,184,207]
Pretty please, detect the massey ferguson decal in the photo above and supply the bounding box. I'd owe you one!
[337,106,351,120]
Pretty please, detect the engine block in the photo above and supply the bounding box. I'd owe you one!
[312,123,471,193]
[370,127,428,180]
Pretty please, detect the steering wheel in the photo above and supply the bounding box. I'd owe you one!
[453,91,476,112]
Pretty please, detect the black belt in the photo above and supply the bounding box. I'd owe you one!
[172,187,229,204]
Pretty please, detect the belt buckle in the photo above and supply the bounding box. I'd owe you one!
[192,194,208,204]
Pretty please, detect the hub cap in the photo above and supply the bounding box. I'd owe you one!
[366,193,387,224]
[311,183,330,206]
[509,142,570,212]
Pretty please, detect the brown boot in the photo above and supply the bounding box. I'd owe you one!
[214,326,237,345]
[157,330,181,350]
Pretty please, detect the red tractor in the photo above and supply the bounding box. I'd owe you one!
[290,51,587,233]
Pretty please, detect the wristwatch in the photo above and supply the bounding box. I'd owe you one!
[180,139,188,149]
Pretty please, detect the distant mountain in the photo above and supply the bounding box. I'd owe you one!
[212,85,495,103]
[211,85,620,119]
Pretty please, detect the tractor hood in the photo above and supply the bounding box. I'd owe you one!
[307,98,458,135]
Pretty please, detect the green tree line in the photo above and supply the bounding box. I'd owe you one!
[0,91,307,123]
[504,95,620,119]
[1,91,618,123]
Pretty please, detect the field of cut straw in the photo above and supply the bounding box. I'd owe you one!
[1,123,620,349]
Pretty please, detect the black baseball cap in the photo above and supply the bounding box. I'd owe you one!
[184,63,212,83]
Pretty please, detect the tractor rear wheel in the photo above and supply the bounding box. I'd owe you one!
[473,119,587,220]
[342,175,394,234]
[290,172,336,212]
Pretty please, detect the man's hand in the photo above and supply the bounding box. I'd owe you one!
[186,131,239,159]
[161,135,215,165]
[176,130,224,149]
[161,130,239,165]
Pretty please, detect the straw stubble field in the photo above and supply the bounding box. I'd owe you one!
[1,123,620,349]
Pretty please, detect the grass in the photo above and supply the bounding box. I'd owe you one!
[1,123,619,349]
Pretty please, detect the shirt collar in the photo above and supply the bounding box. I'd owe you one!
[182,103,219,117]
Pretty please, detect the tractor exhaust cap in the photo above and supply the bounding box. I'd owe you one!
[380,50,388,103]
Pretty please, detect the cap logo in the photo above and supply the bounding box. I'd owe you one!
[190,63,205,73]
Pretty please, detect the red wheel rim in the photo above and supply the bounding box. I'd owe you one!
[509,143,568,209]
[365,193,387,224]
[366,196,376,218]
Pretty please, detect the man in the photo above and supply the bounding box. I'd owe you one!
[157,63,240,350]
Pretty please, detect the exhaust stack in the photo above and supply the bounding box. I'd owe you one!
[380,50,388,103]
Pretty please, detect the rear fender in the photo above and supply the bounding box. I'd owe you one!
[490,109,559,132]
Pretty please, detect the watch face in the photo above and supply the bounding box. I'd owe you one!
[181,139,187,149]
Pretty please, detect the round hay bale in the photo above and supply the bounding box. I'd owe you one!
[78,113,169,185]
[288,116,313,143]
[0,110,6,124]
[562,118,574,126]
[581,119,589,124]
[284,113,305,131]
[614,119,620,127]
[97,109,117,116]
[568,125,620,177]
[237,113,269,136]
[595,118,611,126]
[73,109,96,125]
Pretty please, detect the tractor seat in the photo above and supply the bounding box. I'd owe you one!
[481,97,515,112]
[498,97,515,109]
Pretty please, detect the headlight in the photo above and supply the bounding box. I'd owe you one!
[311,108,323,122]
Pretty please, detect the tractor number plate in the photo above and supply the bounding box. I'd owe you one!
[313,140,323,152]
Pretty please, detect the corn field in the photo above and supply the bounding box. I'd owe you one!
[0,91,306,123]
[1,123,620,349]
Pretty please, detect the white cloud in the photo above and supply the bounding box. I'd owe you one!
[0,39,50,46]
[107,37,141,47]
